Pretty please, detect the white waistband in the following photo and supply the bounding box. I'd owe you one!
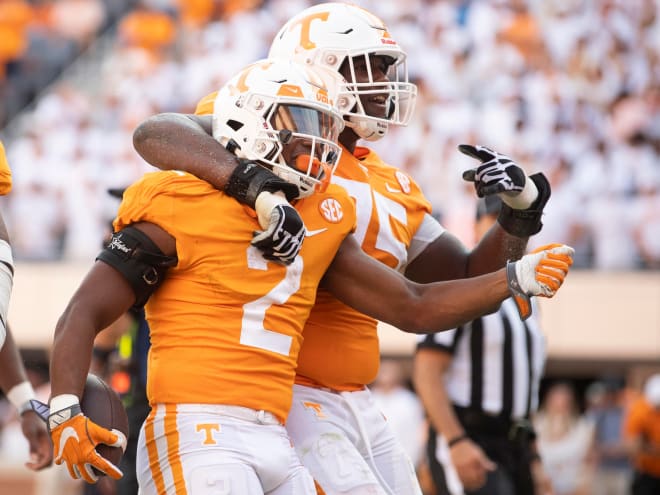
[173,404,282,425]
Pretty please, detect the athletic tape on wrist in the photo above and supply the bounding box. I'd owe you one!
[501,176,539,210]
[7,380,36,415]
[255,191,288,229]
[49,394,80,413]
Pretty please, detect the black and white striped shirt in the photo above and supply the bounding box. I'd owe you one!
[417,298,546,420]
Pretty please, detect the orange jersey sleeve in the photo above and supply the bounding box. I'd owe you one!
[114,171,355,422]
[296,146,433,390]
[0,141,13,195]
[194,91,217,116]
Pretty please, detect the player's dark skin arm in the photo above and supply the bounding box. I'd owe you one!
[134,114,528,282]
[50,222,175,400]
[0,329,54,470]
[0,208,53,469]
[133,114,238,190]
[321,234,510,332]
[404,227,527,284]
[0,328,30,393]
[51,222,513,397]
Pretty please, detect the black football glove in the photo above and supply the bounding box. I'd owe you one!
[225,159,300,208]
[458,144,551,237]
[251,204,306,265]
[459,144,527,200]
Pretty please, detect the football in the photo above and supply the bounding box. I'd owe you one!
[80,373,129,474]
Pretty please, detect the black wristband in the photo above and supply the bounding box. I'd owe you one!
[497,173,551,237]
[225,159,299,208]
[448,433,470,448]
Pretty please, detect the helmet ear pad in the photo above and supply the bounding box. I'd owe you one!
[341,78,389,142]
[347,116,388,142]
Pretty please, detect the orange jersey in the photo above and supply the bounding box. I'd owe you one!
[0,141,13,195]
[624,397,660,476]
[193,93,434,391]
[114,171,355,422]
[296,146,433,390]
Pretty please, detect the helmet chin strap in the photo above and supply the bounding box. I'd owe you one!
[346,116,388,142]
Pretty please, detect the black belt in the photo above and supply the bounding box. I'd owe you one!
[453,405,536,443]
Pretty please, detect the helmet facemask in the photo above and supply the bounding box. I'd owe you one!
[336,50,417,141]
[217,96,343,199]
[263,103,343,197]
[212,60,349,199]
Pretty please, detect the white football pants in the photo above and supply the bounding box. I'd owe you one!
[136,403,316,495]
[286,385,423,495]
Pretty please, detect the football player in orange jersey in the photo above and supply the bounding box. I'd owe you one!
[0,141,53,472]
[47,58,571,495]
[131,3,558,494]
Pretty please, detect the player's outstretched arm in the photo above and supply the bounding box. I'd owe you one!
[459,144,552,266]
[405,145,552,282]
[323,236,574,331]
[133,113,306,264]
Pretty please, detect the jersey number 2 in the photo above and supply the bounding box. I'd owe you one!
[239,250,303,356]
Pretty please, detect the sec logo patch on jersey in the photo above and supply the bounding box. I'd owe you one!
[395,171,411,194]
[318,198,343,223]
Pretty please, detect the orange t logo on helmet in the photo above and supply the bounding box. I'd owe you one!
[231,61,274,94]
[289,11,330,50]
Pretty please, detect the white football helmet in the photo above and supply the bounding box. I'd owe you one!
[268,2,417,141]
[212,59,353,198]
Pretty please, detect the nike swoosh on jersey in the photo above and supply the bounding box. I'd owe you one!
[306,228,328,237]
[56,426,80,459]
[385,184,401,193]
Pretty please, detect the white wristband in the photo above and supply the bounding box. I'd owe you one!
[254,191,288,229]
[49,394,80,413]
[7,380,36,415]
[502,177,539,210]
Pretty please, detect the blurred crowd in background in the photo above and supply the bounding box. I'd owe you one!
[0,0,658,268]
[1,354,657,495]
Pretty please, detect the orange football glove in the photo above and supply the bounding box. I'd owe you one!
[507,243,574,320]
[48,401,126,483]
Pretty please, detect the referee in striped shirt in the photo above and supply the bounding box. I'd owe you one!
[414,196,552,495]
